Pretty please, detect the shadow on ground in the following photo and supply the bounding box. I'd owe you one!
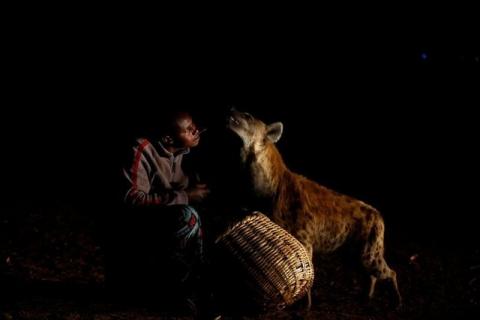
[1,203,479,319]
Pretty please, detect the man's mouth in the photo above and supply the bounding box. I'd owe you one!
[193,128,206,140]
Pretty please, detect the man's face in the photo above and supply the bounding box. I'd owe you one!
[172,113,200,148]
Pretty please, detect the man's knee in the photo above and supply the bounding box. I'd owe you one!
[173,205,201,227]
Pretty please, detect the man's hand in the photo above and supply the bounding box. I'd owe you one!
[186,183,210,203]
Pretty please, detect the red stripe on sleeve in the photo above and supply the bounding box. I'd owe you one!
[131,139,151,191]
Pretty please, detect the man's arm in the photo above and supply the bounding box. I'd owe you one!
[123,140,189,206]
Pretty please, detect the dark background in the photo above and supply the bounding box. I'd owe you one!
[1,7,479,318]
[2,9,479,247]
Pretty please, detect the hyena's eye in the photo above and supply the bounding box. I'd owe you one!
[243,113,253,120]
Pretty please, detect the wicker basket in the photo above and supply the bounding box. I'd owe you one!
[214,212,314,310]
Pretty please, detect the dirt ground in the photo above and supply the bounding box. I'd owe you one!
[1,203,479,319]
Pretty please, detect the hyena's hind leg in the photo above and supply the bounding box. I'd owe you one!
[361,216,402,307]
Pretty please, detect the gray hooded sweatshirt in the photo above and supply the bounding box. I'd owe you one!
[123,138,190,206]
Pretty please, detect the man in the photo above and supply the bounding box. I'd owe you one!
[122,111,211,316]
[124,111,209,207]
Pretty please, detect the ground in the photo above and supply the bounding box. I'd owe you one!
[1,203,479,319]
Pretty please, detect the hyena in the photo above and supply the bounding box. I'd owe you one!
[226,109,402,308]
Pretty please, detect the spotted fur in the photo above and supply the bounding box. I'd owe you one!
[227,109,402,308]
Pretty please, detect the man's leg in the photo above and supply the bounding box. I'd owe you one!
[172,205,204,265]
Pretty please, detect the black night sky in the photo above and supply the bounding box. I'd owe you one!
[5,19,478,236]
[1,9,479,318]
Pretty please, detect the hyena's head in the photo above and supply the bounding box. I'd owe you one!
[227,109,283,148]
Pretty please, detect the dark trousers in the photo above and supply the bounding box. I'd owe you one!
[104,204,204,298]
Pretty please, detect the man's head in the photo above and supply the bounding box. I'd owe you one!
[160,111,201,150]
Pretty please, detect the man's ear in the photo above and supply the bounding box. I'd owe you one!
[161,135,174,145]
[266,122,283,143]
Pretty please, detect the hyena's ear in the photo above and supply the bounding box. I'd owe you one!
[266,122,283,143]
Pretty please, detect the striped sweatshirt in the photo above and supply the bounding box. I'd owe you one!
[123,138,190,206]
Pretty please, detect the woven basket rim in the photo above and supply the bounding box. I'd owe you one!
[214,211,314,308]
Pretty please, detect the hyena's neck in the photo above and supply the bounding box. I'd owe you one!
[243,142,289,197]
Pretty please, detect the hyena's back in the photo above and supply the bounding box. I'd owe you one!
[272,172,382,255]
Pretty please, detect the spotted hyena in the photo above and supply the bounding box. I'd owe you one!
[226,109,402,308]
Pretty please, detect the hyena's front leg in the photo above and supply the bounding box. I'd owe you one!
[304,243,313,311]
[294,232,314,311]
